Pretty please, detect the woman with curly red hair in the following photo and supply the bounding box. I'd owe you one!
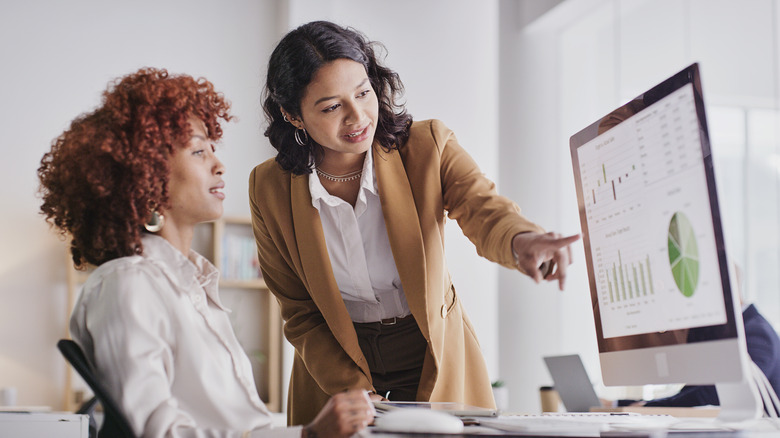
[38,67,373,438]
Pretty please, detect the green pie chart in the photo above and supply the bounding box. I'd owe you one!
[668,212,699,297]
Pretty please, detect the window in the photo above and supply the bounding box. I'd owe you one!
[556,0,780,327]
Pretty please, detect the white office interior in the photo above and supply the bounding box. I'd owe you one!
[1,0,779,416]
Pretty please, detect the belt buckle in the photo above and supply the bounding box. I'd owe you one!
[380,317,397,325]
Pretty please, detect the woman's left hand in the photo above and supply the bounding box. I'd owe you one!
[512,232,581,290]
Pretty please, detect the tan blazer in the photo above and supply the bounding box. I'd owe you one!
[248,119,544,425]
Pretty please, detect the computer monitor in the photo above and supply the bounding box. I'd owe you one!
[569,63,761,421]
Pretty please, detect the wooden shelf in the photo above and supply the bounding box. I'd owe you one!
[219,279,267,289]
[200,217,282,412]
[63,248,93,412]
[63,217,284,413]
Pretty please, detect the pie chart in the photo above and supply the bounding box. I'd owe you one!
[668,212,699,297]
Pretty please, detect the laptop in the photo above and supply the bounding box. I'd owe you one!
[543,354,602,412]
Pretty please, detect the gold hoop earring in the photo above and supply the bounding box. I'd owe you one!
[294,128,309,146]
[144,211,165,233]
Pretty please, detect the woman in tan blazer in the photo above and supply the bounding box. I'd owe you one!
[250,21,580,426]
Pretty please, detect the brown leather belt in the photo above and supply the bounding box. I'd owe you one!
[379,314,414,325]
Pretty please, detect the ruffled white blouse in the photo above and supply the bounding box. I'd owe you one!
[70,234,301,438]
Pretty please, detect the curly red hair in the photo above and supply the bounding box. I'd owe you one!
[38,67,233,268]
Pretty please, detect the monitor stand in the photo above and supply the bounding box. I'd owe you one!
[716,378,763,422]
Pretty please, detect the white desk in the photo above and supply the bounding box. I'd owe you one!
[371,412,780,436]
[0,412,89,438]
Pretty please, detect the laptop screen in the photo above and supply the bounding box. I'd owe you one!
[543,354,601,412]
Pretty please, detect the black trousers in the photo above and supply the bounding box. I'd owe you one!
[353,315,428,401]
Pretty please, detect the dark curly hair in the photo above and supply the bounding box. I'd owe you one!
[263,20,413,174]
[38,67,232,268]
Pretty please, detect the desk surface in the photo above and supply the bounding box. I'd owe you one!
[0,405,52,412]
[371,432,780,437]
[370,413,780,437]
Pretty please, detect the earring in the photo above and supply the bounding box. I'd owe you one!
[283,113,290,123]
[294,128,309,146]
[144,211,165,233]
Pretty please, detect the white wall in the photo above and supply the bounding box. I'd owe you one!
[0,0,281,408]
[497,0,597,414]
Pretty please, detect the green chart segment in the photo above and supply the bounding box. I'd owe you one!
[668,212,699,297]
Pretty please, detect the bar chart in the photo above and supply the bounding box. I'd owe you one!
[592,225,659,311]
[577,134,644,226]
[603,251,654,303]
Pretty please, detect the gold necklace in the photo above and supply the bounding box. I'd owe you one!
[315,168,363,182]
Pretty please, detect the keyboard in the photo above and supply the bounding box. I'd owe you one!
[478,412,677,435]
[479,413,780,435]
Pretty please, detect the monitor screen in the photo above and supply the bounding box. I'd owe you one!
[569,63,746,388]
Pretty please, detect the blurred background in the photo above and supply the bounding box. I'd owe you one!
[1,0,778,414]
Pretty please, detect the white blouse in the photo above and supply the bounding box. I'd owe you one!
[70,234,301,438]
[309,151,411,323]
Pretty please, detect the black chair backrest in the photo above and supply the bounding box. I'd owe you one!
[57,339,136,438]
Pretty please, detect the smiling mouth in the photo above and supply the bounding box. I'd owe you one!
[345,127,367,138]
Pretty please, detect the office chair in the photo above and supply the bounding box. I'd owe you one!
[57,339,136,438]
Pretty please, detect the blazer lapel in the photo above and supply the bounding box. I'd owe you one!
[374,146,430,338]
[290,173,368,370]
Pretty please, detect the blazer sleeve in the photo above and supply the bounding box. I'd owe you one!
[430,120,545,273]
[248,167,373,395]
[744,306,780,373]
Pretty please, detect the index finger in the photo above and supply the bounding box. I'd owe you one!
[552,233,581,248]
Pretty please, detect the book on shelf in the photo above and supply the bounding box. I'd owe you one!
[221,233,262,281]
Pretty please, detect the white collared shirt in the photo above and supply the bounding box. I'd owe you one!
[70,234,300,438]
[309,151,411,323]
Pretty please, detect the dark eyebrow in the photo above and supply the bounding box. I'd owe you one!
[313,78,370,106]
